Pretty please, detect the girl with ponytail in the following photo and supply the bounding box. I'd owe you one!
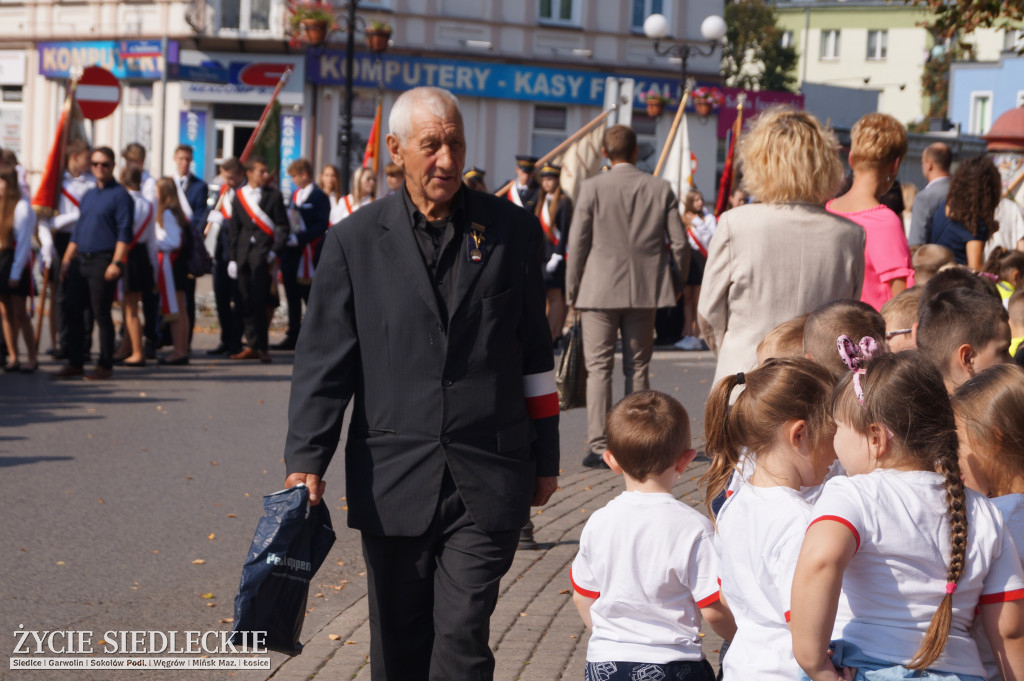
[702,357,836,681]
[791,351,1024,681]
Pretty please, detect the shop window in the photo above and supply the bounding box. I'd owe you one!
[219,0,270,34]
[0,86,23,155]
[539,0,580,26]
[820,29,840,60]
[631,0,671,32]
[531,106,567,158]
[867,30,887,60]
[781,30,793,49]
[969,91,993,136]
[120,85,154,171]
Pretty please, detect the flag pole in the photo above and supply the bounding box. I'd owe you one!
[653,79,694,178]
[494,98,626,199]
[714,92,746,217]
[205,67,292,236]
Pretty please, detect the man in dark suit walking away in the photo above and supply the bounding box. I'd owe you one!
[274,158,331,350]
[171,144,209,348]
[226,156,288,363]
[283,86,559,681]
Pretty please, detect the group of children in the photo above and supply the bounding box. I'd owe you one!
[570,263,1024,680]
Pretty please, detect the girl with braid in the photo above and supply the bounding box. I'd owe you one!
[791,351,1024,681]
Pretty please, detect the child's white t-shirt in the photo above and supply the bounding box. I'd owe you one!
[810,469,1024,676]
[571,490,721,664]
[975,493,1024,681]
[717,483,811,681]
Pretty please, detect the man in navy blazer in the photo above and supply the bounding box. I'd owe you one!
[284,87,559,680]
[172,144,210,346]
[275,158,332,350]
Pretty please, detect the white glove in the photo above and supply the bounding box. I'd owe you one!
[207,210,225,226]
[227,261,238,280]
[266,251,277,265]
[545,253,564,273]
[286,234,299,247]
[42,244,56,270]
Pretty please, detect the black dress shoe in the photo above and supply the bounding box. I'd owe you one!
[517,520,539,551]
[143,342,157,360]
[205,343,229,356]
[271,338,296,351]
[582,452,610,470]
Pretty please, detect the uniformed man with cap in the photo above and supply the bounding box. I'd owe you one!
[463,166,487,193]
[504,155,539,212]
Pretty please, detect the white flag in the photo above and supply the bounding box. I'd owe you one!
[661,112,694,213]
[557,121,607,202]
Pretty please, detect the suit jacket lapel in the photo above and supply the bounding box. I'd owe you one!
[376,195,444,324]
[450,191,497,321]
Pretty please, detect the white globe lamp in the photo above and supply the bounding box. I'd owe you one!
[701,15,727,42]
[643,13,670,40]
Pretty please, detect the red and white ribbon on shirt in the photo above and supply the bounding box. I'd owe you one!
[540,198,559,246]
[157,250,179,320]
[292,187,320,284]
[174,176,194,222]
[219,185,234,219]
[60,187,81,209]
[686,225,708,259]
[237,188,275,238]
[523,370,559,420]
[507,185,524,208]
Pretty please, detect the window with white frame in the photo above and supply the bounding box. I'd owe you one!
[1005,29,1024,52]
[0,86,23,156]
[120,85,155,171]
[539,0,580,26]
[969,91,993,136]
[219,0,270,33]
[867,29,887,60]
[781,30,794,48]
[631,0,670,32]
[820,29,840,59]
[531,106,567,158]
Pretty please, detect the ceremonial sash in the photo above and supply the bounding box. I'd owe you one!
[175,177,194,221]
[540,198,559,246]
[157,250,179,320]
[290,188,308,234]
[60,187,81,209]
[237,189,276,238]
[129,203,155,251]
[297,236,322,285]
[686,225,709,259]
[342,194,354,216]
[523,370,559,420]
[220,185,234,219]
[507,185,524,208]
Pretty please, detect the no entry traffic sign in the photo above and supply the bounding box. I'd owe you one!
[76,66,121,120]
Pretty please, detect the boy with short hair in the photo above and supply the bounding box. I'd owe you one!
[571,391,736,680]
[880,287,921,351]
[756,313,808,366]
[916,287,1011,391]
[802,299,887,379]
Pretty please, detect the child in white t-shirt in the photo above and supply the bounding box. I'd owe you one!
[954,364,1024,681]
[702,357,837,681]
[791,350,1024,681]
[571,390,736,681]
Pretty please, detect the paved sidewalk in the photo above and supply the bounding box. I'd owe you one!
[264,458,723,681]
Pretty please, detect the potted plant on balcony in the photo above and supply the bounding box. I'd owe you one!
[692,86,725,118]
[643,90,671,118]
[287,0,336,46]
[365,21,393,53]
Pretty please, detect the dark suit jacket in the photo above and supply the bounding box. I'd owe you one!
[293,184,331,263]
[284,189,559,536]
[181,173,209,229]
[227,187,289,264]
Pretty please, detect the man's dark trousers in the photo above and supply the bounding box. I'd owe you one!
[66,253,117,370]
[361,468,519,681]
[238,255,271,352]
[278,246,309,343]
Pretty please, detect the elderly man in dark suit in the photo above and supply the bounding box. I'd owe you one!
[283,86,559,681]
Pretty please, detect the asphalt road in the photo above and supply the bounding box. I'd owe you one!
[0,300,718,681]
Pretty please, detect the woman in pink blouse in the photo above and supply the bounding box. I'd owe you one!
[827,113,915,310]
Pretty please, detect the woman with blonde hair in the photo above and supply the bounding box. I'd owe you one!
[697,106,866,385]
[329,166,377,224]
[0,166,37,371]
[151,177,191,365]
[827,113,915,310]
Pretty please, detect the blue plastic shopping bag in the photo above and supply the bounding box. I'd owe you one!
[229,484,336,654]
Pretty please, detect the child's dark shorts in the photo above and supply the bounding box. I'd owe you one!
[584,659,716,681]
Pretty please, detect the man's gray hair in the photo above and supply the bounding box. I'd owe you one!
[388,87,461,144]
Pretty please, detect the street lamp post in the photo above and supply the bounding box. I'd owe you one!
[643,13,727,100]
[338,0,359,194]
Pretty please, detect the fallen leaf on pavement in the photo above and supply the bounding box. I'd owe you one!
[192,559,206,565]
[208,534,216,540]
[201,593,215,599]
[219,618,233,624]
[98,499,104,504]
[328,634,341,641]
[559,589,570,595]
[227,514,236,518]
[206,603,216,607]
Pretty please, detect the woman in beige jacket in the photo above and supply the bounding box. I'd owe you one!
[698,107,865,386]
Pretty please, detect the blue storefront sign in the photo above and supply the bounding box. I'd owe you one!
[279,115,303,200]
[307,51,687,109]
[179,110,207,179]
[38,40,174,80]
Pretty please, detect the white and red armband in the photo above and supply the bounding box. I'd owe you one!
[523,370,559,420]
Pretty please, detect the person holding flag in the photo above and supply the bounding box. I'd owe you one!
[226,156,289,363]
[275,158,331,351]
[534,163,572,342]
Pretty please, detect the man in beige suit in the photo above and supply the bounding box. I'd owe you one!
[566,125,690,468]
